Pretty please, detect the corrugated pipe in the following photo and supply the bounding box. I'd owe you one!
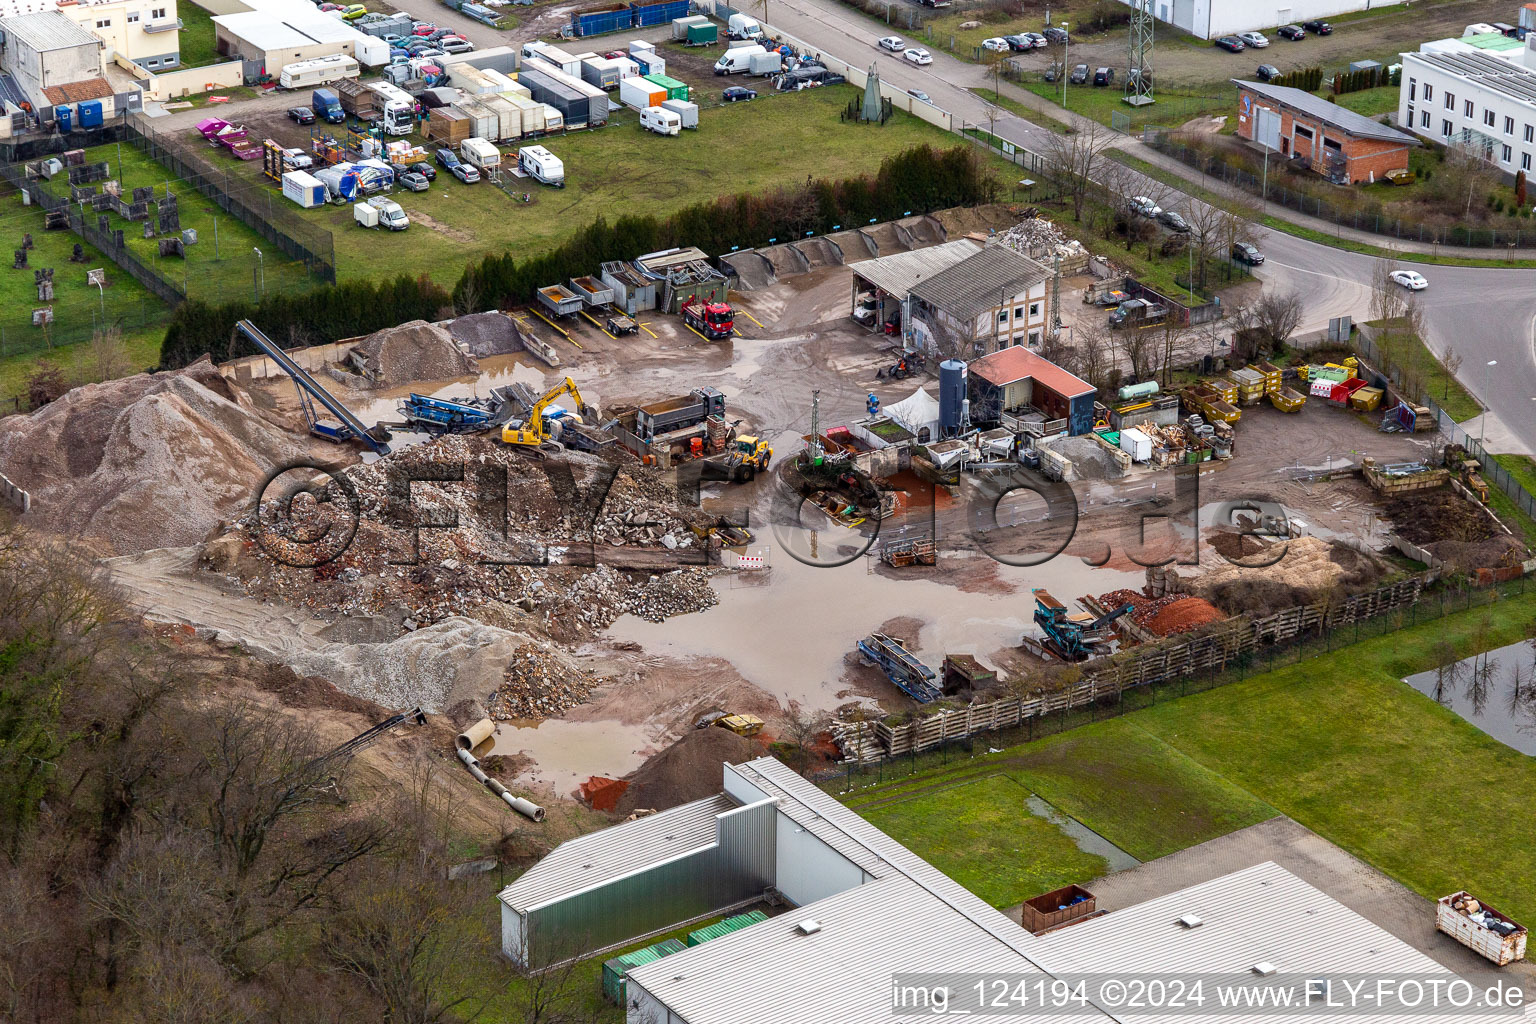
[455,743,545,821]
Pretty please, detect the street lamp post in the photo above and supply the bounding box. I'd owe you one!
[1479,359,1497,447]
[253,247,264,303]
[1061,23,1069,110]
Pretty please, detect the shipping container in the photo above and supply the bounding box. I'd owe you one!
[631,0,688,27]
[1437,892,1528,965]
[517,65,590,127]
[660,97,697,128]
[685,910,768,946]
[571,1,630,37]
[641,72,688,100]
[456,97,498,140]
[505,93,545,134]
[1021,884,1097,935]
[619,76,664,110]
[281,169,326,208]
[426,107,470,143]
[1118,427,1151,463]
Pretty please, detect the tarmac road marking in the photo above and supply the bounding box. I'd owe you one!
[739,309,765,329]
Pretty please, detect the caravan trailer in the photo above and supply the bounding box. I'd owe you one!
[279,54,361,90]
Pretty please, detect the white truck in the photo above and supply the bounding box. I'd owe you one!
[728,11,763,39]
[519,145,565,187]
[354,196,409,231]
[640,105,681,136]
[714,45,766,75]
[460,137,501,173]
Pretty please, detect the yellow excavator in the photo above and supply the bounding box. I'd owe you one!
[501,377,598,451]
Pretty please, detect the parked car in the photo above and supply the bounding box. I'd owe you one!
[317,3,341,10]
[1237,31,1268,47]
[1158,209,1190,233]
[1042,26,1068,43]
[450,161,480,183]
[1022,32,1047,48]
[723,85,757,101]
[981,36,1010,52]
[382,32,406,44]
[877,35,904,51]
[1231,241,1265,265]
[287,105,316,124]
[909,88,930,102]
[440,36,473,53]
[915,0,951,8]
[411,21,436,34]
[1277,24,1305,40]
[1069,63,1089,84]
[1128,195,1162,218]
[1042,61,1062,82]
[408,161,436,180]
[1303,19,1332,34]
[1003,33,1033,50]
[398,171,430,191]
[1390,269,1428,290]
[340,4,367,19]
[1256,63,1281,81]
[1093,66,1114,86]
[904,47,933,65]
[434,147,460,169]
[1214,35,1245,52]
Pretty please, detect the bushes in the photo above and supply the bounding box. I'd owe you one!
[456,144,990,311]
[1273,67,1322,91]
[1331,64,1393,95]
[158,273,450,370]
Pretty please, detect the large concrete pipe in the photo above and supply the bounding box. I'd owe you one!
[455,743,545,821]
[456,717,496,751]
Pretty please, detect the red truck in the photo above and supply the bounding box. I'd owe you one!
[681,299,734,340]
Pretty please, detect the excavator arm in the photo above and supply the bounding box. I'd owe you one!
[501,376,596,447]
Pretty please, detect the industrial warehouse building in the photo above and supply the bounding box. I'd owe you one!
[211,0,385,76]
[1234,79,1420,183]
[500,757,1472,1024]
[0,12,100,103]
[1399,49,1536,177]
[0,0,183,71]
[1118,0,1403,40]
[851,240,1052,357]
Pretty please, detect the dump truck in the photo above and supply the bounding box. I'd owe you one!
[635,387,725,440]
[681,297,734,339]
[1437,892,1527,965]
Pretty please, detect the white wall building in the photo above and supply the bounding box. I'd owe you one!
[0,11,101,101]
[212,0,386,75]
[0,0,181,71]
[1121,0,1402,40]
[1399,48,1536,177]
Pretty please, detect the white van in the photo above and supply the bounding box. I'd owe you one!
[714,45,765,75]
[727,12,763,39]
[519,145,565,187]
[640,105,681,136]
[354,196,408,231]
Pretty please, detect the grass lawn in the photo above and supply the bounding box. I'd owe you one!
[969,87,1071,135]
[1019,79,1235,133]
[916,1,1120,63]
[1323,85,1399,119]
[1494,454,1536,494]
[317,86,963,286]
[860,774,1110,906]
[0,323,163,408]
[177,1,220,68]
[1362,317,1482,421]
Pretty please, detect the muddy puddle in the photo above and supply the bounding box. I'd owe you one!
[487,717,654,795]
[1403,639,1536,755]
[1025,795,1140,872]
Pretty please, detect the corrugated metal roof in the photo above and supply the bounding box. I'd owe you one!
[909,246,1050,322]
[1,10,99,51]
[1407,50,1536,105]
[852,239,981,299]
[1233,80,1421,143]
[499,793,737,909]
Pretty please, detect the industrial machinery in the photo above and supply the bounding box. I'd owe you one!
[298,706,426,779]
[1030,589,1132,662]
[233,319,390,453]
[500,376,597,450]
[398,393,492,434]
[702,434,772,482]
[695,710,765,736]
[856,633,942,703]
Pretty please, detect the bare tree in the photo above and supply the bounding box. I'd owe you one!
[1370,259,1407,324]
[1441,345,1464,403]
[1120,326,1159,383]
[1042,122,1115,222]
[1071,317,1119,389]
[1182,202,1227,293]
[1156,317,1196,387]
[1249,290,1303,355]
[1431,639,1464,706]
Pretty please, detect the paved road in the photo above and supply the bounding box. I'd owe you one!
[759,0,1536,453]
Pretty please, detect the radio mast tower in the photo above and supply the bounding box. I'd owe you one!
[1124,0,1154,107]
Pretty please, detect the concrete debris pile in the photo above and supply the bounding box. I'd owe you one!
[0,357,331,555]
[210,435,720,643]
[996,217,1088,264]
[488,642,605,719]
[1047,435,1120,481]
[347,319,478,387]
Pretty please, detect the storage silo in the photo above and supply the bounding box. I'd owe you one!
[939,359,966,435]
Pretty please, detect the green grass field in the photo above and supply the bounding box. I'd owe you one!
[177,1,220,68]
[1494,454,1536,493]
[846,588,1536,924]
[1018,79,1236,132]
[1323,85,1399,118]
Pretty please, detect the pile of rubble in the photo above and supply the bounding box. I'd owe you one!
[1100,589,1226,637]
[997,217,1089,266]
[487,642,605,719]
[345,320,478,388]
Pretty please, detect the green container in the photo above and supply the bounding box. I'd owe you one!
[601,939,687,1003]
[686,23,717,43]
[643,73,689,101]
[685,909,768,947]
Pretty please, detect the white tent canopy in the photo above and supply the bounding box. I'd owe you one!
[885,386,941,441]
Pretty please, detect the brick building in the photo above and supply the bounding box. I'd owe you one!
[1232,79,1420,184]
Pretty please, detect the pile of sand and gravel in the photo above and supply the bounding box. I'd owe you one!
[0,357,330,555]
[615,727,761,814]
[347,320,477,388]
[1177,535,1388,617]
[445,311,523,358]
[1099,589,1226,637]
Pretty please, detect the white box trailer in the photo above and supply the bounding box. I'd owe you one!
[619,76,664,110]
[629,39,655,56]
[279,54,361,90]
[540,103,563,132]
[748,49,783,74]
[522,42,581,76]
[354,35,390,69]
[1118,427,1152,463]
[281,169,326,208]
[483,68,526,97]
[581,57,623,90]
[506,94,545,134]
[660,98,697,128]
[482,94,524,140]
[455,65,500,94]
[714,45,764,74]
[1437,892,1527,965]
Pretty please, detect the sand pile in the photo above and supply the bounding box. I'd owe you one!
[759,243,809,278]
[901,214,945,245]
[615,727,760,814]
[445,312,523,358]
[0,358,328,554]
[349,320,477,387]
[1048,435,1121,481]
[795,236,842,268]
[1180,536,1388,616]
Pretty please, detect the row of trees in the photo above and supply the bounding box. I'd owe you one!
[456,144,993,312]
[158,274,453,370]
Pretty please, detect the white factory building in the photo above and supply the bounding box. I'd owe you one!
[500,757,1481,1024]
[1399,47,1536,176]
[1117,0,1402,41]
[210,0,386,76]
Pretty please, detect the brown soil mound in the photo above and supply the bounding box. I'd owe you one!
[1145,596,1225,635]
[1429,536,1528,571]
[1207,530,1274,562]
[1384,490,1494,545]
[616,727,760,814]
[1203,579,1313,618]
[0,357,330,554]
[861,222,907,256]
[349,320,476,388]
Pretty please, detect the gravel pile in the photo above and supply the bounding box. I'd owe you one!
[444,312,523,358]
[488,642,605,719]
[348,320,477,387]
[1048,435,1121,480]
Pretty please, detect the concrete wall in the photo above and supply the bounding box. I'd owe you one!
[130,56,243,99]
